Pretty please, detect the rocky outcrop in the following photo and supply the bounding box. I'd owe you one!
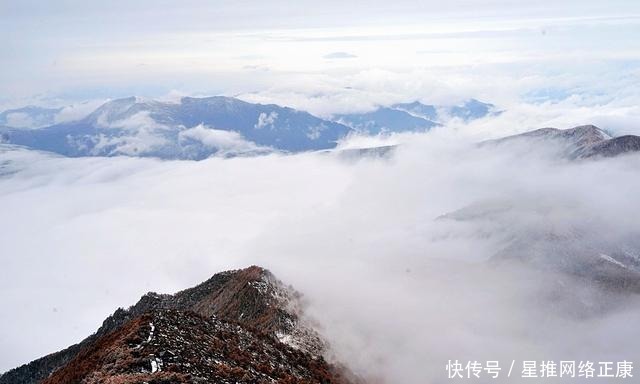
[42,310,351,384]
[0,266,339,384]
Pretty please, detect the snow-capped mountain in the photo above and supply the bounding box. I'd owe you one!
[0,266,355,384]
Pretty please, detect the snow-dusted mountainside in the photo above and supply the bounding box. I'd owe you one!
[433,126,640,298]
[483,124,640,159]
[579,134,640,158]
[438,198,640,296]
[0,97,352,159]
[0,106,63,129]
[41,310,352,384]
[334,99,497,133]
[0,266,350,384]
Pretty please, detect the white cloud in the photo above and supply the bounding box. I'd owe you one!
[4,112,34,128]
[85,111,171,156]
[323,51,357,59]
[179,124,270,155]
[90,131,169,157]
[2,0,640,378]
[54,100,107,124]
[254,111,278,129]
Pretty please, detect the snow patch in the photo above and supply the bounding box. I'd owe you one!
[254,112,278,129]
[599,253,627,269]
[147,322,155,343]
[150,356,162,373]
[179,124,269,155]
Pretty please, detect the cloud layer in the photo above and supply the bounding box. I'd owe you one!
[1,126,640,380]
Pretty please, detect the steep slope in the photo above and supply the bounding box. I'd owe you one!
[41,310,350,384]
[578,135,640,158]
[0,267,332,384]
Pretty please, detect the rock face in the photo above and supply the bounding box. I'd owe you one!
[0,266,346,384]
[484,125,640,159]
[41,310,349,384]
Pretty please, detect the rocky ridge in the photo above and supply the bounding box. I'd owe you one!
[0,266,343,384]
[484,125,640,159]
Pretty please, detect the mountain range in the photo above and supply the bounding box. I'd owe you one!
[0,97,496,159]
[0,266,357,384]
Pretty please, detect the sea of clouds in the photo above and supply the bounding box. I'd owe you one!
[1,119,640,382]
[2,1,640,381]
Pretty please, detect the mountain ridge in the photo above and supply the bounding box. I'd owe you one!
[481,125,640,159]
[0,266,337,384]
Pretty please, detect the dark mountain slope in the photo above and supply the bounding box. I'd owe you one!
[0,267,333,384]
[42,310,349,384]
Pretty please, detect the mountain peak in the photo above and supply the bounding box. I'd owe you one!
[0,266,335,384]
[484,125,640,159]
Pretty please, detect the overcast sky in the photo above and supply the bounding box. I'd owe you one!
[1,0,640,112]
